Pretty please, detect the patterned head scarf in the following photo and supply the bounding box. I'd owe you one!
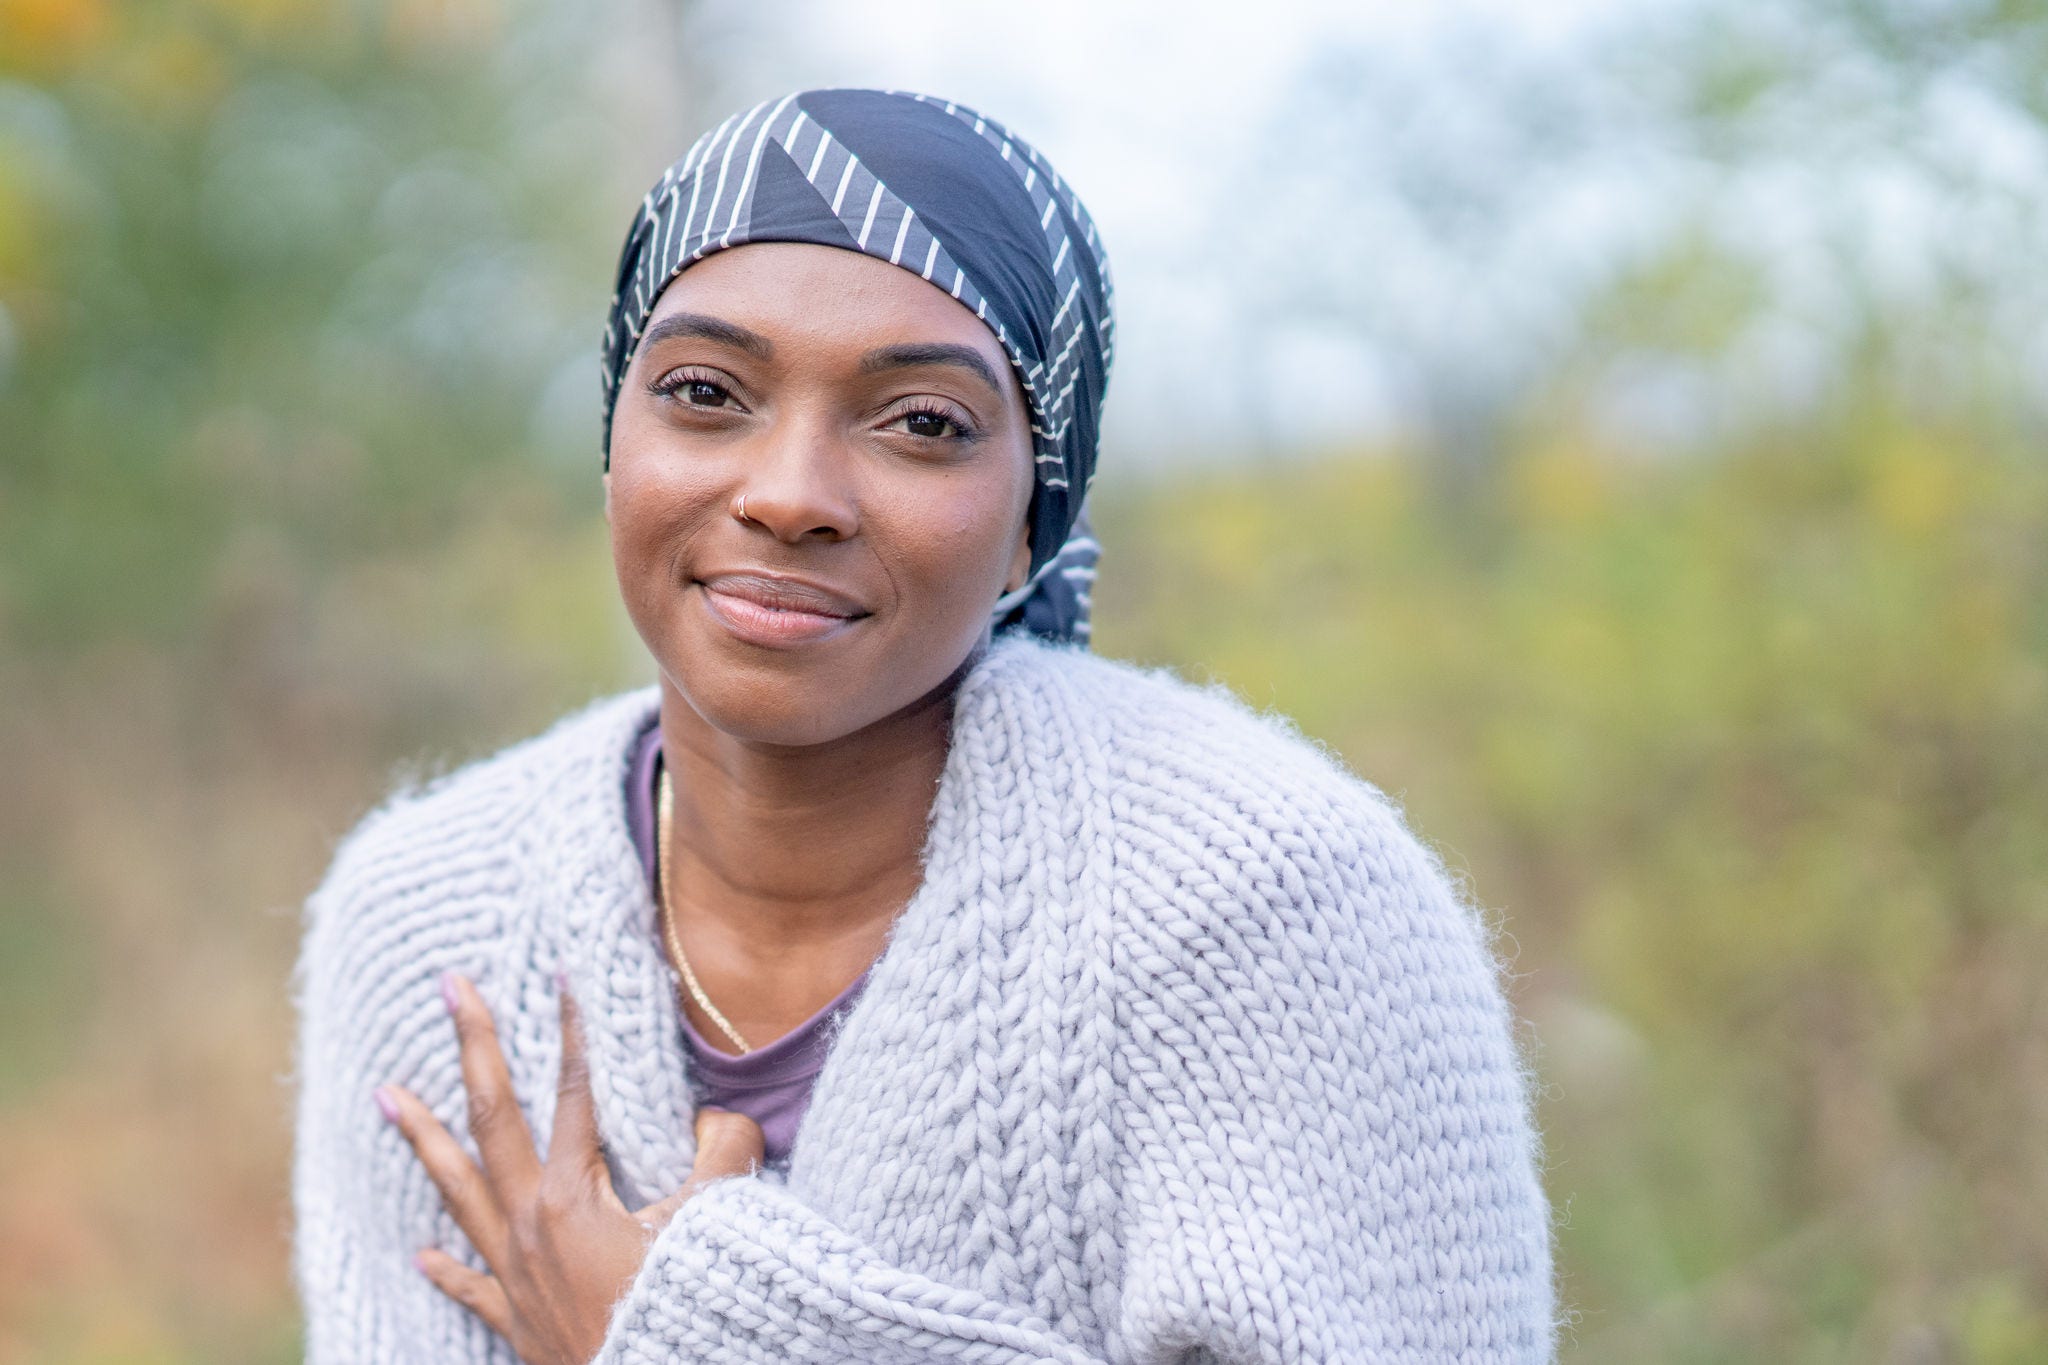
[600,88,1115,645]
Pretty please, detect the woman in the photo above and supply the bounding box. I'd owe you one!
[291,88,1559,1363]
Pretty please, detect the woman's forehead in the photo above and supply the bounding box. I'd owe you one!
[642,243,1017,383]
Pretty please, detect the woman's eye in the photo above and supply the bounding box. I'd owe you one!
[651,370,736,408]
[890,408,970,440]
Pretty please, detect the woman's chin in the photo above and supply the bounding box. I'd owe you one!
[672,675,863,749]
[661,631,979,751]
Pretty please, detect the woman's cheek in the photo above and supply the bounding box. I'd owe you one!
[616,463,717,554]
[878,515,978,624]
[944,482,1018,570]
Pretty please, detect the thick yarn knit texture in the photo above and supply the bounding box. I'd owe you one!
[289,633,1559,1363]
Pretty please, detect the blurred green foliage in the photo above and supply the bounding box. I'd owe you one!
[3,1,2045,1363]
[1096,408,2047,1361]
[0,0,622,659]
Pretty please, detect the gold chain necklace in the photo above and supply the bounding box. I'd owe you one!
[656,761,752,1055]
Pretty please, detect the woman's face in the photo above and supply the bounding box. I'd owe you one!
[605,241,1037,748]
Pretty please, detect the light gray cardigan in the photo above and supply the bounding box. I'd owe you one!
[290,632,1558,1362]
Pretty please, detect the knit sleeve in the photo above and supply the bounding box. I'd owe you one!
[289,804,525,1365]
[594,1174,1111,1363]
[1106,776,1560,1362]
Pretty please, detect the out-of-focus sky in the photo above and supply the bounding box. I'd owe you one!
[668,0,1642,464]
[641,0,2048,471]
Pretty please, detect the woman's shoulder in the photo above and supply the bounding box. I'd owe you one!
[978,634,1504,977]
[305,683,660,920]
[976,633,1413,854]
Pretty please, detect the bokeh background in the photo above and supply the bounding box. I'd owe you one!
[3,0,2044,1360]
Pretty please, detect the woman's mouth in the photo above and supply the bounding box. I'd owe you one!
[695,573,870,648]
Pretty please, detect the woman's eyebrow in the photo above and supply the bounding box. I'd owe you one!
[859,342,1004,397]
[641,312,773,358]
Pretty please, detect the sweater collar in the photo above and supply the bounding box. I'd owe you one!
[537,682,695,1202]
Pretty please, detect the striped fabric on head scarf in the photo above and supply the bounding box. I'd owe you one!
[599,88,1116,645]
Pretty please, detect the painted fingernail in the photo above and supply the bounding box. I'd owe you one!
[440,970,461,1013]
[414,1248,433,1274]
[373,1086,399,1124]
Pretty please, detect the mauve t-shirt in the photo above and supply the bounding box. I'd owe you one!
[624,717,872,1166]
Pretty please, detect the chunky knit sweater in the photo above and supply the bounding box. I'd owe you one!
[289,632,1558,1363]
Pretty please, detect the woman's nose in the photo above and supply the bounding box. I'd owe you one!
[731,414,860,544]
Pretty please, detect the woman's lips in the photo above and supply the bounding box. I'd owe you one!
[696,574,869,648]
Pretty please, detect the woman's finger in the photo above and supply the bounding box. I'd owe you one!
[414,1246,515,1338]
[631,1108,766,1232]
[442,971,543,1198]
[378,1084,511,1266]
[630,1186,691,1236]
[691,1107,765,1180]
[546,975,608,1181]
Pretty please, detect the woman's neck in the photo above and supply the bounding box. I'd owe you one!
[654,662,959,962]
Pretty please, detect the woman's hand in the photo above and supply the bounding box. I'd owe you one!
[375,971,766,1365]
